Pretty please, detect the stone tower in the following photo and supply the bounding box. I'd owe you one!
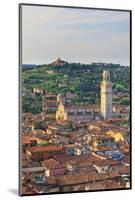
[101,70,112,119]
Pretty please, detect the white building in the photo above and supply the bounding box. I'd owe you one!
[101,70,112,119]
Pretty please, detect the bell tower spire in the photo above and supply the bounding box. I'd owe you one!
[101,70,112,119]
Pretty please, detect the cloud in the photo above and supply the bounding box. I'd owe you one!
[22,5,130,65]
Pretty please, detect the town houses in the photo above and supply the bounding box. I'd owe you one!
[21,70,130,194]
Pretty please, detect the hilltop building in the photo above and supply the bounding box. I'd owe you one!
[49,58,68,66]
[101,70,112,119]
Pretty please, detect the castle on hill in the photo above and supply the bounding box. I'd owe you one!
[49,58,68,67]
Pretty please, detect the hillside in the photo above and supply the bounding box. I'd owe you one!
[22,61,130,113]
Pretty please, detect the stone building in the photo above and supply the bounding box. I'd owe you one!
[42,94,58,120]
[56,102,95,122]
[101,70,112,119]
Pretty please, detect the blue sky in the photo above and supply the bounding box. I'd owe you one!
[22,5,130,65]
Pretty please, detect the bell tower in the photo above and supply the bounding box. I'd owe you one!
[101,70,112,119]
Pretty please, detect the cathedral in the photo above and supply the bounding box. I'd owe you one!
[56,70,112,122]
[56,102,95,122]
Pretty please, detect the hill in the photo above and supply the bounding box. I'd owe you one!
[22,60,130,113]
[22,64,38,70]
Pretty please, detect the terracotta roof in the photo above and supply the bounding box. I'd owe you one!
[83,179,125,191]
[119,166,130,175]
[92,135,114,140]
[56,170,120,186]
[22,135,38,145]
[41,159,60,169]
[94,159,120,167]
[54,154,88,164]
[122,153,130,164]
[112,165,130,175]
[26,145,63,153]
[90,120,116,127]
[95,146,114,152]
[54,154,102,166]
[46,176,57,185]
[65,144,79,148]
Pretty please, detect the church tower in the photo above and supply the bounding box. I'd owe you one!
[101,70,112,119]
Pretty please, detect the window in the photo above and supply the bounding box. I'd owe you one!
[102,167,105,171]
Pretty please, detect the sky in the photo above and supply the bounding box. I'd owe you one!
[22,5,130,65]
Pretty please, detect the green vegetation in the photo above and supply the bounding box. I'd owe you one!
[22,63,130,113]
[112,120,130,126]
[119,98,130,105]
[22,95,42,113]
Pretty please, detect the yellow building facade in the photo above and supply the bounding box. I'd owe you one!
[106,130,124,142]
[56,103,68,121]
